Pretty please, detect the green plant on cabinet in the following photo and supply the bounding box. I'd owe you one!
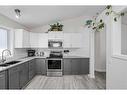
[48,22,63,31]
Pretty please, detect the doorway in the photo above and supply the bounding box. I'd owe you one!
[94,26,106,88]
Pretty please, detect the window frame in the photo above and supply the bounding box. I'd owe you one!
[111,8,127,60]
[0,25,14,58]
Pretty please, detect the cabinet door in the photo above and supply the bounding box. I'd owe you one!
[81,58,89,74]
[8,66,20,89]
[48,33,56,39]
[63,33,71,48]
[0,71,7,89]
[38,33,48,48]
[19,62,29,88]
[36,59,46,75]
[15,29,30,48]
[30,32,39,48]
[29,59,36,80]
[48,32,63,39]
[63,59,72,75]
[55,32,63,39]
[23,30,30,48]
[71,59,81,75]
[63,33,82,48]
[71,33,82,48]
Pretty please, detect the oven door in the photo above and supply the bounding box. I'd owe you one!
[46,59,63,72]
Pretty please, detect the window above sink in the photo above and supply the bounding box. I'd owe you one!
[0,26,14,59]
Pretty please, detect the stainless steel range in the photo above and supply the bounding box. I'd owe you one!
[46,51,63,77]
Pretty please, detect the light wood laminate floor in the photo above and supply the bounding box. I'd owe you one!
[25,72,106,89]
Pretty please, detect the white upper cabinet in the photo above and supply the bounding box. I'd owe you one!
[63,33,82,48]
[63,33,72,48]
[15,29,30,48]
[38,33,48,48]
[30,32,38,48]
[30,33,48,48]
[48,32,63,39]
[71,33,82,48]
[15,29,81,49]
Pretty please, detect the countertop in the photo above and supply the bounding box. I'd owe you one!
[0,56,89,72]
[63,56,89,58]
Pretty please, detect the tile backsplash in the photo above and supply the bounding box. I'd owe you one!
[33,48,89,57]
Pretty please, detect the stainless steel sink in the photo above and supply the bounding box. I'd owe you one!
[0,64,9,67]
[0,61,21,67]
[6,61,21,65]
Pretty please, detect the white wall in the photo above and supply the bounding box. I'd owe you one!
[94,27,106,72]
[0,14,29,60]
[108,6,127,89]
[121,24,127,55]
[97,6,127,89]
[108,57,127,89]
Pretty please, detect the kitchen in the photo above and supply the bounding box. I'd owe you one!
[2,5,126,90]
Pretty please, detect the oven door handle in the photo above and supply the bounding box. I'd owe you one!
[45,59,48,72]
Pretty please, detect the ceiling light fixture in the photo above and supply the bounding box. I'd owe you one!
[14,9,21,19]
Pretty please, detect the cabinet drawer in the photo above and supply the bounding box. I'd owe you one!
[9,66,20,73]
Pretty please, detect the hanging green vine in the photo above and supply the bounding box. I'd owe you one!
[105,5,112,16]
[104,5,125,22]
[85,17,104,32]
[85,5,126,32]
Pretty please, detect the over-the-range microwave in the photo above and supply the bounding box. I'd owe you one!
[48,40,63,48]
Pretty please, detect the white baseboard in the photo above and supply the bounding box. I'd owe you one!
[88,74,95,78]
[95,68,106,72]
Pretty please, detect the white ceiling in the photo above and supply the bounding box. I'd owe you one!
[0,6,105,29]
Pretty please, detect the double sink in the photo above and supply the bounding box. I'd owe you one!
[0,61,21,67]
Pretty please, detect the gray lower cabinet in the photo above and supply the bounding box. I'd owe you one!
[63,58,89,75]
[63,58,72,75]
[71,58,81,75]
[8,66,20,89]
[36,58,46,75]
[81,58,89,74]
[8,59,36,89]
[0,71,7,89]
[29,59,36,80]
[19,62,29,88]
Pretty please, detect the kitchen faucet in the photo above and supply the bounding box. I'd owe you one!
[0,49,11,63]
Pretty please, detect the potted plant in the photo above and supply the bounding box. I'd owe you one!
[48,22,63,31]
